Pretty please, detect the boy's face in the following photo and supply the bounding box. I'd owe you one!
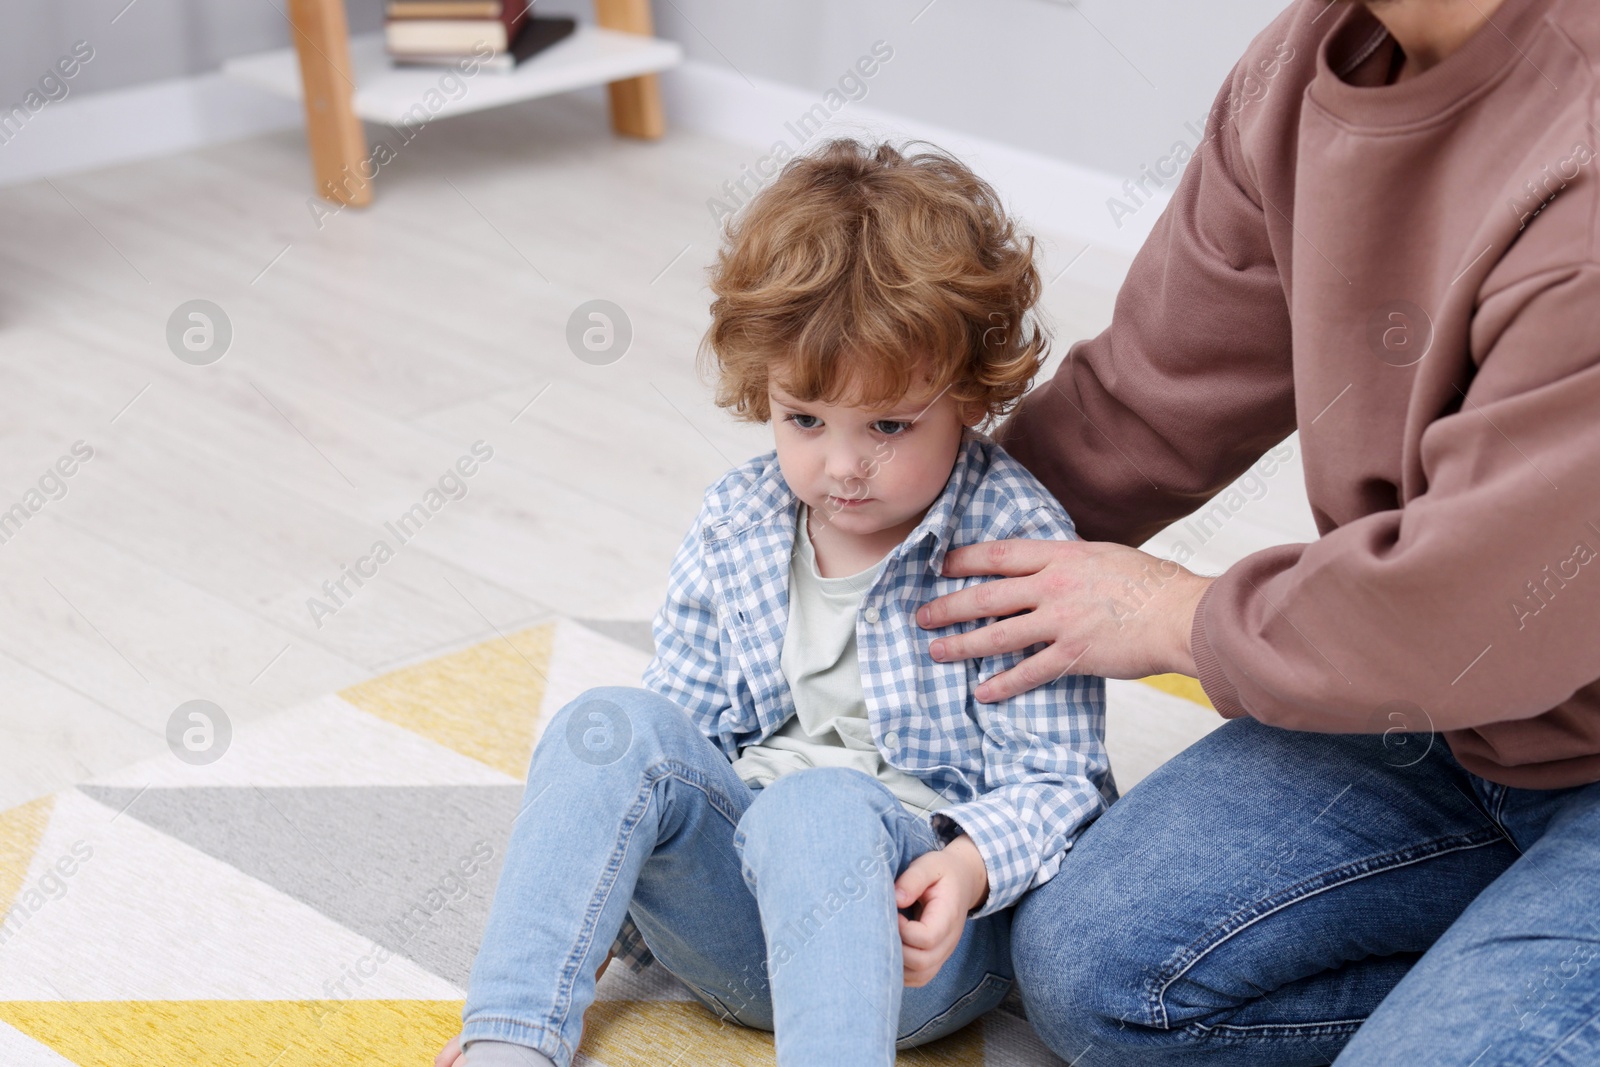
[769,371,978,541]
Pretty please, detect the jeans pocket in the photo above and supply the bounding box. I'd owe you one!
[896,971,1014,1048]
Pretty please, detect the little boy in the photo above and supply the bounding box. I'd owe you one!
[442,137,1116,1067]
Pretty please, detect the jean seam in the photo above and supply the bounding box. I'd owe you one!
[896,970,1013,1047]
[542,757,749,1060]
[691,984,755,1028]
[1528,999,1600,1067]
[1492,781,1511,826]
[1146,827,1509,1032]
[1191,1016,1368,1038]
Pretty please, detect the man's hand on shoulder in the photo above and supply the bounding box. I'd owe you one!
[915,538,1214,700]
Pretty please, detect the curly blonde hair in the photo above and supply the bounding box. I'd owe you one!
[698,138,1050,428]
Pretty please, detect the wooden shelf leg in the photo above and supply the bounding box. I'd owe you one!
[595,0,666,139]
[289,0,373,206]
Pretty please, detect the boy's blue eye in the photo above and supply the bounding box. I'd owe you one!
[786,413,821,430]
[873,420,911,436]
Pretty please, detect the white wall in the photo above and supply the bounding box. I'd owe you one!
[643,0,1294,178]
[2,0,1293,183]
[0,0,379,102]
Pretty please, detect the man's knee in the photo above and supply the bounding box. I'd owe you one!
[1012,867,1164,1057]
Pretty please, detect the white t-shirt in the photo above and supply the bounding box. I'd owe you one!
[729,502,951,815]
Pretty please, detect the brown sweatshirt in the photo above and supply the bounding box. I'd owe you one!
[994,0,1600,789]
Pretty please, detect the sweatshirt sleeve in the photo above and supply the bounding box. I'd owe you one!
[1195,264,1600,733]
[992,43,1297,550]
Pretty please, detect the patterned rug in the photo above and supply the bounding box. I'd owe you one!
[0,617,1213,1066]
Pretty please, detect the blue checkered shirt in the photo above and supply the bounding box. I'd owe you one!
[609,426,1115,973]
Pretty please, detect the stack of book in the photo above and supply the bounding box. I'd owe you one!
[385,2,577,72]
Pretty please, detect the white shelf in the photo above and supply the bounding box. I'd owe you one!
[222,26,682,127]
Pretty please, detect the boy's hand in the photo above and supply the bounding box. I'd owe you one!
[893,834,990,987]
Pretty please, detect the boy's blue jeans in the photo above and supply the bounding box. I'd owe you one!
[1011,715,1600,1067]
[461,685,1014,1067]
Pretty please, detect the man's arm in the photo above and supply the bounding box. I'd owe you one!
[932,269,1600,731]
[1195,265,1600,733]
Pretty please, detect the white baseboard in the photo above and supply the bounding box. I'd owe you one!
[0,56,1168,261]
[0,72,304,190]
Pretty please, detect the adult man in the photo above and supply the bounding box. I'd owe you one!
[916,0,1600,1063]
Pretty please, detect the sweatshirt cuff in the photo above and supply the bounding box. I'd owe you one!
[1190,578,1247,718]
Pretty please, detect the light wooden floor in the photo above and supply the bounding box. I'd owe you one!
[0,92,1315,810]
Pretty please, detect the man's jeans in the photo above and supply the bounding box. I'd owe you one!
[1012,715,1600,1067]
[461,685,1014,1067]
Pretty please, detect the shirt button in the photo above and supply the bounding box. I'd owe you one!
[863,605,881,624]
[884,730,899,749]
